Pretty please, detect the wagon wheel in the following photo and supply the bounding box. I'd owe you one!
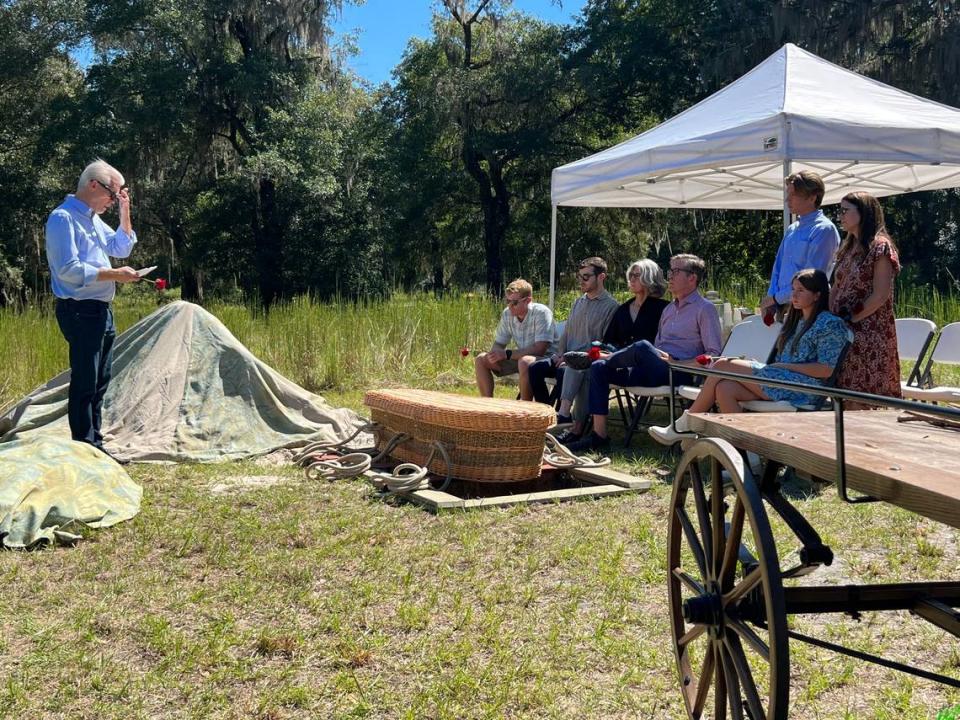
[668,437,789,720]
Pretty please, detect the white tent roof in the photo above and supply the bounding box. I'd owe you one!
[551,43,960,209]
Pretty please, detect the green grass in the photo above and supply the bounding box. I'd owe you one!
[1,288,959,718]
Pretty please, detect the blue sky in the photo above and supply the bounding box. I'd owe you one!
[331,0,588,86]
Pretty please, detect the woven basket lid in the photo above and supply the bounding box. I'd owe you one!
[364,388,555,432]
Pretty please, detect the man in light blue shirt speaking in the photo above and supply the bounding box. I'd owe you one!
[46,159,140,453]
[761,170,839,322]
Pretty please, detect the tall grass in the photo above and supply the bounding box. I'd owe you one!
[2,281,958,411]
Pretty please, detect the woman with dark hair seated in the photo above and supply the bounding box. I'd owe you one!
[649,268,849,445]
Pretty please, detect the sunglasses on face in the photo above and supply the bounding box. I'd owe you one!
[628,272,643,280]
[838,206,855,215]
[577,272,596,281]
[95,179,128,201]
[506,297,525,307]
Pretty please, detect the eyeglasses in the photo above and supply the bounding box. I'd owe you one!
[577,272,595,281]
[667,268,692,278]
[94,179,128,202]
[506,297,525,307]
[838,206,854,215]
[628,272,643,280]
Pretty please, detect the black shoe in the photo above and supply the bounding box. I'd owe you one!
[555,414,573,425]
[94,444,130,466]
[565,432,610,453]
[562,351,594,370]
[555,428,583,445]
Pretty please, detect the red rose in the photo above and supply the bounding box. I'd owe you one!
[587,345,601,361]
[695,354,711,366]
[155,278,167,291]
[460,347,470,357]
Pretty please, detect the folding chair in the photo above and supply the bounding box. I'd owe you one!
[739,327,854,412]
[611,317,781,446]
[677,317,782,403]
[896,317,937,390]
[901,321,960,404]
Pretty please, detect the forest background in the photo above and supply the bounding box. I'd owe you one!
[2,0,960,309]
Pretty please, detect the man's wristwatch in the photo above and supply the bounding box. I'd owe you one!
[505,349,513,360]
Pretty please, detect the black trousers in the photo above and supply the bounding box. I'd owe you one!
[55,298,116,447]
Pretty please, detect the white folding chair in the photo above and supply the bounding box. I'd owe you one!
[895,318,937,390]
[610,318,780,445]
[901,322,960,404]
[677,318,782,402]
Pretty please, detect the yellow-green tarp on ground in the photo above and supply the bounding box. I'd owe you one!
[0,436,141,548]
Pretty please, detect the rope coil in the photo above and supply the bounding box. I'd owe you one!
[542,434,611,468]
[296,422,453,496]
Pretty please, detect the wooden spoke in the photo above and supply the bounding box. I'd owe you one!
[678,623,707,649]
[725,632,767,720]
[719,498,745,590]
[723,567,762,607]
[714,643,728,720]
[689,463,714,581]
[711,459,726,579]
[677,505,708,580]
[719,643,745,720]
[728,617,770,663]
[673,567,707,596]
[691,642,716,717]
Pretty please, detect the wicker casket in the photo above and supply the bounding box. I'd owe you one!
[363,389,556,482]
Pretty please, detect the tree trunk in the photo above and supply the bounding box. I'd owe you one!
[463,145,508,297]
[253,177,284,309]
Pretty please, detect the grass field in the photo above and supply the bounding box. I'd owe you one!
[1,288,959,719]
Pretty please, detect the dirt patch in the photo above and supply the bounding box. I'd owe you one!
[209,475,292,494]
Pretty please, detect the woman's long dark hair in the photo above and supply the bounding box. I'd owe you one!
[838,191,896,260]
[776,269,831,355]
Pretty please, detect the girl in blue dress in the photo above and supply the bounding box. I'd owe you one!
[650,268,849,445]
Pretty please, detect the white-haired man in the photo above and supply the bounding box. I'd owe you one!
[46,159,140,456]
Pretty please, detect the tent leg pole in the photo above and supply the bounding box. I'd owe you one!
[783,160,792,234]
[549,204,557,311]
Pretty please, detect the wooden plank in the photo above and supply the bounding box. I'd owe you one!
[568,465,653,490]
[406,484,635,512]
[686,411,960,529]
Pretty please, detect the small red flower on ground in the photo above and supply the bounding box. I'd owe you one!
[460,347,470,357]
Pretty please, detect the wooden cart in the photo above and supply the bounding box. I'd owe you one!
[664,362,960,719]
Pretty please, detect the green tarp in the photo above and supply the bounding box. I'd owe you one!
[0,436,141,548]
[0,301,368,462]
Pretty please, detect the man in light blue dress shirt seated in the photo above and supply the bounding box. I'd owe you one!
[760,171,839,322]
[46,159,141,454]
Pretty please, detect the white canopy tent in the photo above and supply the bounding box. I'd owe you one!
[548,43,960,307]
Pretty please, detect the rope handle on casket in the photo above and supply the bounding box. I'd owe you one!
[293,422,379,465]
[295,420,454,495]
[542,433,611,469]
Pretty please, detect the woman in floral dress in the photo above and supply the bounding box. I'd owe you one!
[830,191,901,407]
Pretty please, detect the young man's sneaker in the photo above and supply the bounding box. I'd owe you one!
[565,431,610,452]
[554,427,582,445]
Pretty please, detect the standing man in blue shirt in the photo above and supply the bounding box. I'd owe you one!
[761,171,839,322]
[46,159,140,453]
